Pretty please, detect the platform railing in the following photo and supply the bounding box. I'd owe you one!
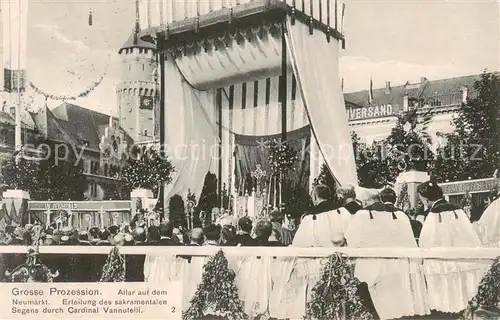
[0,245,498,259]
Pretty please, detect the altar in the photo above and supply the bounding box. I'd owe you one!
[143,0,358,216]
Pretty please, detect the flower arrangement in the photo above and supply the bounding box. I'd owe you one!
[182,250,247,320]
[268,139,298,173]
[305,253,374,320]
[465,257,500,319]
[100,247,125,282]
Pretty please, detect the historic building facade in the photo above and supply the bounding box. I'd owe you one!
[344,74,481,148]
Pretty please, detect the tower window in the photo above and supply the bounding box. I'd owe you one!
[129,65,131,71]
[142,64,145,71]
[144,130,148,136]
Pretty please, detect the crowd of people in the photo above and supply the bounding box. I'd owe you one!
[1,178,499,319]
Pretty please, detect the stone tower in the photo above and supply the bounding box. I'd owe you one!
[116,0,157,143]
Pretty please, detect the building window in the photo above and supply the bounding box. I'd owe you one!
[142,64,145,71]
[104,163,108,176]
[144,130,148,137]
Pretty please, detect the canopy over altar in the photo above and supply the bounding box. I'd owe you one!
[140,0,357,215]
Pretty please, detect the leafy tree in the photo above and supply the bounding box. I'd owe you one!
[433,72,500,181]
[352,132,391,188]
[0,139,88,201]
[352,107,434,188]
[120,146,174,196]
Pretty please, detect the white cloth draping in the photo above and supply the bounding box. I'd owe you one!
[345,208,430,319]
[286,19,357,186]
[174,26,282,90]
[164,55,218,201]
[475,196,500,247]
[419,208,490,313]
[292,207,351,247]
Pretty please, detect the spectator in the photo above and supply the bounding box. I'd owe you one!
[253,220,273,246]
[89,227,100,245]
[158,223,176,245]
[236,217,255,246]
[203,224,221,246]
[147,226,161,245]
[78,231,92,246]
[97,229,111,246]
[189,228,204,246]
[133,227,147,245]
[220,225,238,246]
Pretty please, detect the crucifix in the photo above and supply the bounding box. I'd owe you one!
[251,165,267,196]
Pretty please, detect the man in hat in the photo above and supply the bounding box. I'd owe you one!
[269,210,293,246]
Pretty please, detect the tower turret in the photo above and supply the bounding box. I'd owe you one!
[116,0,158,143]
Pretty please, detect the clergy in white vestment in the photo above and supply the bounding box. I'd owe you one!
[345,188,430,320]
[418,180,489,313]
[475,177,500,246]
[292,184,351,247]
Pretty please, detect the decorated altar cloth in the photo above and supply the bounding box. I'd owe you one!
[234,125,310,196]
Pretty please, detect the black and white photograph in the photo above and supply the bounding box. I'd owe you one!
[0,0,498,319]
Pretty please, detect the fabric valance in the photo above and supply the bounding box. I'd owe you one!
[172,21,290,90]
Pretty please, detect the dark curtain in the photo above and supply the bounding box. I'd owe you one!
[234,125,311,202]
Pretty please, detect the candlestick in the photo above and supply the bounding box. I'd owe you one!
[274,175,278,209]
[99,207,104,229]
[279,172,283,211]
[45,209,51,227]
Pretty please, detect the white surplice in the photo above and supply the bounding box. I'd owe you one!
[345,203,430,320]
[475,195,500,247]
[419,199,490,313]
[292,207,351,247]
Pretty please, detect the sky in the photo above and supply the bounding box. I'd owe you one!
[24,0,499,115]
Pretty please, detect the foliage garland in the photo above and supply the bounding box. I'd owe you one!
[268,139,298,173]
[182,250,247,320]
[465,256,500,318]
[99,247,125,282]
[28,54,110,101]
[304,253,374,320]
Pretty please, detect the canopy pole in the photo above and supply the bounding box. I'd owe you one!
[159,46,166,222]
[279,23,287,142]
[217,88,223,209]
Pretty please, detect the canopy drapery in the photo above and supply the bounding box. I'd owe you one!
[164,54,218,201]
[285,17,358,186]
[163,19,356,203]
[172,21,285,90]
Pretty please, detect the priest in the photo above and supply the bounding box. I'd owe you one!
[292,184,351,247]
[417,180,489,313]
[475,170,500,246]
[345,188,429,319]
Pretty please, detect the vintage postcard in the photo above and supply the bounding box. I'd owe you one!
[0,0,498,319]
